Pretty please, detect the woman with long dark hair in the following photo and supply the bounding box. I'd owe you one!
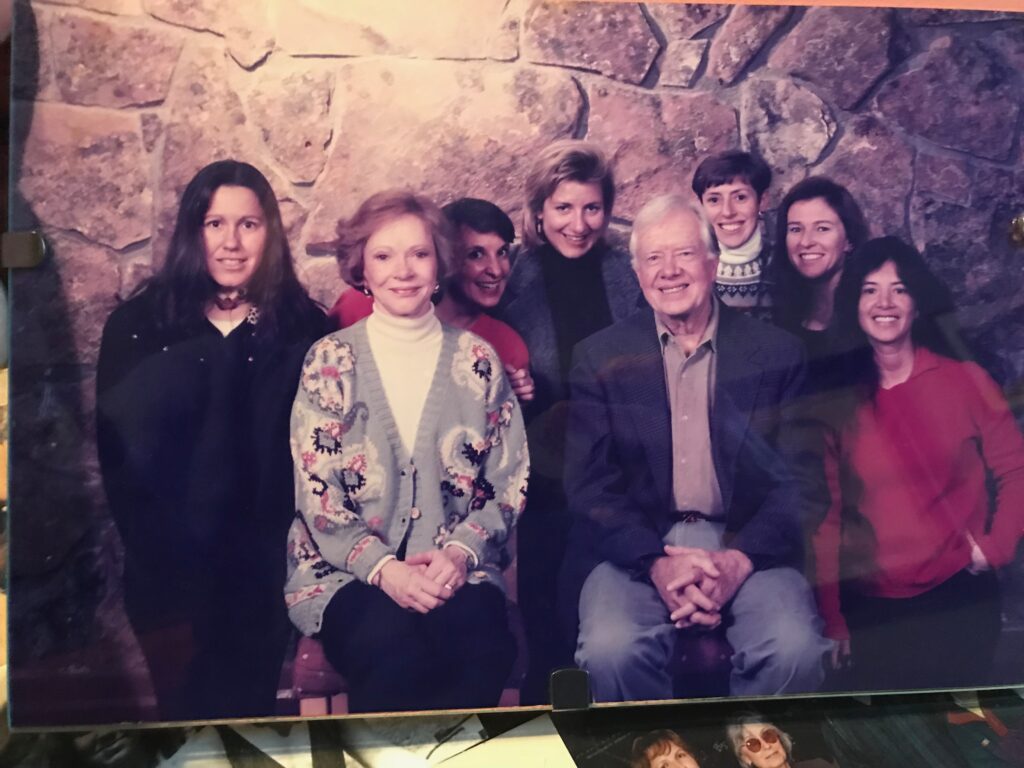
[812,236,1024,690]
[770,177,869,394]
[96,160,328,720]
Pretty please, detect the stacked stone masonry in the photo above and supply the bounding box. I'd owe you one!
[8,0,1024,709]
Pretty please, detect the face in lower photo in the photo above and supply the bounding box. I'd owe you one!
[631,730,702,768]
[727,719,793,768]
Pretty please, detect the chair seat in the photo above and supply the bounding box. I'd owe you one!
[293,635,347,698]
[671,628,733,698]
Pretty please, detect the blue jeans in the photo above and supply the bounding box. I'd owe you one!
[575,520,831,702]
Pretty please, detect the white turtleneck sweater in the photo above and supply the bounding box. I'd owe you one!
[365,303,444,455]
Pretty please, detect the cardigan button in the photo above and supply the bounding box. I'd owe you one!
[410,507,421,520]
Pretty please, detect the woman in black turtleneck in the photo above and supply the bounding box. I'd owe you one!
[497,139,641,703]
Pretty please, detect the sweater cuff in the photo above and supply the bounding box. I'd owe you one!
[447,522,489,569]
[368,554,397,586]
[348,535,394,583]
[443,541,479,569]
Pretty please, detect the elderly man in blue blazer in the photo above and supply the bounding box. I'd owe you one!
[560,195,831,702]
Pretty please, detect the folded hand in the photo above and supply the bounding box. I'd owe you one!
[378,559,448,613]
[406,546,469,597]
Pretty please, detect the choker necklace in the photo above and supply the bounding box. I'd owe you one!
[214,289,248,311]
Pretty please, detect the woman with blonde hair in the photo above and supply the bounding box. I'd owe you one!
[284,189,529,713]
[497,138,641,701]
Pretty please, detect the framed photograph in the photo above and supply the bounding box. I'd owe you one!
[7,0,1024,727]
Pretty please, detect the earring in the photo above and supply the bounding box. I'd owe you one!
[535,218,546,241]
[433,283,441,295]
[360,285,371,297]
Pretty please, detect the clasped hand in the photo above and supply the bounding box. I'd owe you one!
[649,546,753,630]
[506,364,535,402]
[378,546,469,614]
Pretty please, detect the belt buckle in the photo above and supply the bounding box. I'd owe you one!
[681,511,702,524]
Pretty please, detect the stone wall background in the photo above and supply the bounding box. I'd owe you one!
[7,0,1024,722]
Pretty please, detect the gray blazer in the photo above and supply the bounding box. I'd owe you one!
[497,243,642,419]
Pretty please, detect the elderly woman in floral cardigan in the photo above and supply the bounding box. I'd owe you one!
[284,190,529,714]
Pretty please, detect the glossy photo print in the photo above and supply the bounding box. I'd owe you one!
[8,0,1024,726]
[554,689,1024,768]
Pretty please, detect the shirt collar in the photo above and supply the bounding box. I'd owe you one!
[656,298,719,356]
[908,345,942,380]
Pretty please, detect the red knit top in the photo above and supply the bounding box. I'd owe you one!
[813,347,1024,640]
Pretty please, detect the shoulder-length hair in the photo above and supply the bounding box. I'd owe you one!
[834,235,965,397]
[522,139,616,249]
[726,713,794,768]
[336,189,455,289]
[145,159,314,339]
[630,730,697,768]
[770,176,869,333]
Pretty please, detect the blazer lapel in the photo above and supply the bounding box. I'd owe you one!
[601,246,643,322]
[712,308,765,513]
[502,252,558,383]
[616,311,673,514]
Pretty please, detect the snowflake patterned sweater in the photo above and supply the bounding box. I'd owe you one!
[284,319,530,636]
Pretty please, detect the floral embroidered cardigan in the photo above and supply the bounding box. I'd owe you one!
[285,321,530,636]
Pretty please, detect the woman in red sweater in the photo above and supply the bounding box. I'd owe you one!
[813,236,1024,691]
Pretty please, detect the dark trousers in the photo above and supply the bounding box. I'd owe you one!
[319,581,516,714]
[844,568,1001,692]
[518,476,576,704]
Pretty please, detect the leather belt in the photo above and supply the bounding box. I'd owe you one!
[674,509,709,524]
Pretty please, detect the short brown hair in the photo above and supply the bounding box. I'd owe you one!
[631,730,696,768]
[522,139,616,249]
[336,189,455,288]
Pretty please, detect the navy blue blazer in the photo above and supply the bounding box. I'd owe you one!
[559,304,817,635]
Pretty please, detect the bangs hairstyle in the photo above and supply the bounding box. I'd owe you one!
[523,139,616,249]
[629,194,720,263]
[770,176,869,333]
[834,236,965,395]
[147,159,313,339]
[442,197,515,245]
[726,714,794,768]
[337,190,455,289]
[631,730,696,768]
[692,150,772,199]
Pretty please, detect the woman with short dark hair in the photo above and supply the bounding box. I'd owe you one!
[96,160,328,720]
[812,236,1024,689]
[692,150,774,315]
